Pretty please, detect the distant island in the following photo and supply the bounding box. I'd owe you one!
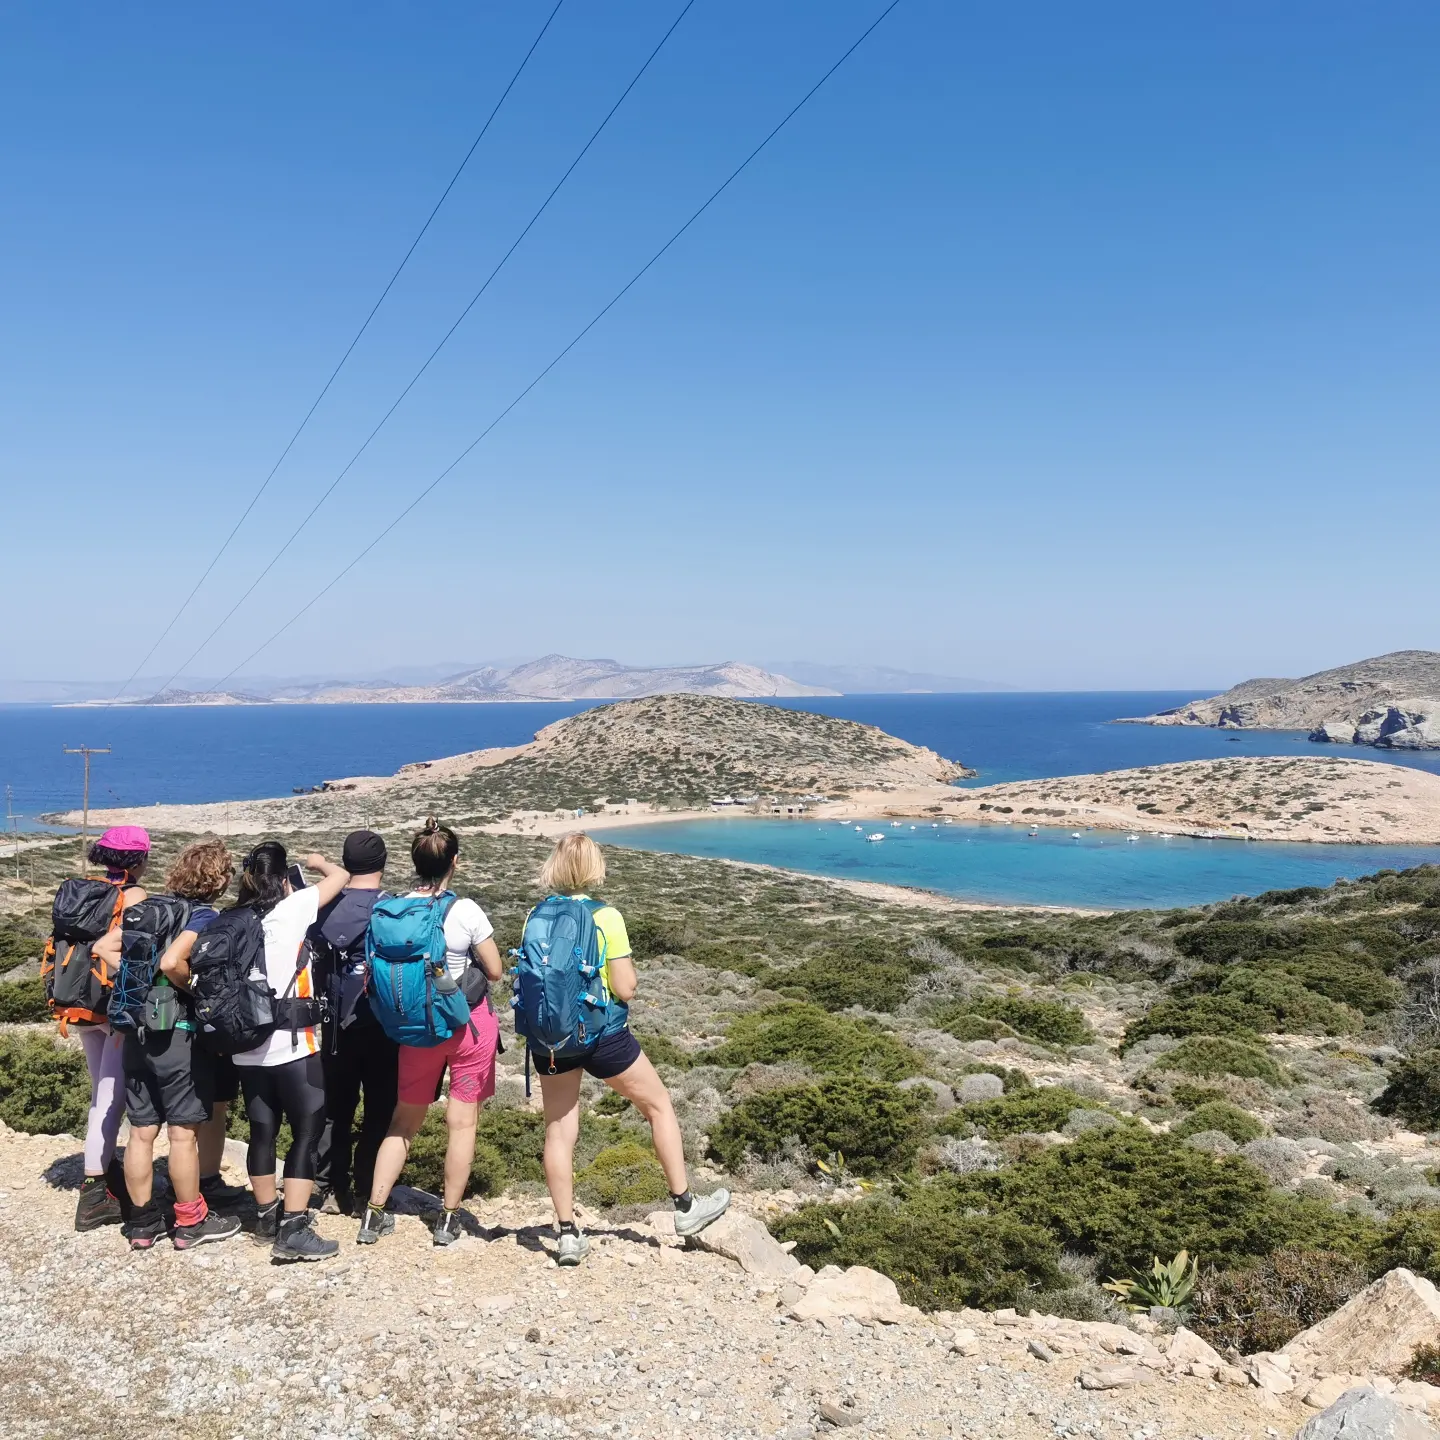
[1119,649,1440,751]
[73,655,837,707]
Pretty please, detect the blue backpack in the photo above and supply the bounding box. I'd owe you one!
[511,896,611,1073]
[364,891,471,1047]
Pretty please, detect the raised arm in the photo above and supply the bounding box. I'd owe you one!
[305,853,350,908]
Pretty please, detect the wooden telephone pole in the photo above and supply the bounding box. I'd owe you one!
[63,745,110,873]
[5,786,19,882]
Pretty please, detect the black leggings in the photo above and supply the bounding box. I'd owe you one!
[240,1052,326,1187]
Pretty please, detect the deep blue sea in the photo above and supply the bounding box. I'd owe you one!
[3,692,1438,908]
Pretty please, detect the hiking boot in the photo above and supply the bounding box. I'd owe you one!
[673,1187,731,1238]
[355,1207,395,1246]
[174,1209,242,1250]
[555,1229,590,1267]
[125,1205,167,1252]
[198,1174,249,1210]
[321,1187,351,1217]
[75,1175,122,1232]
[272,1212,339,1263]
[432,1210,463,1247]
[253,1200,281,1245]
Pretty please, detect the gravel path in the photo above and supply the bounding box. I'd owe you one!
[0,1125,1306,1440]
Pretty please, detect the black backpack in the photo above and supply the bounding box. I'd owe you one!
[189,908,277,1056]
[108,895,194,1034]
[42,877,127,1031]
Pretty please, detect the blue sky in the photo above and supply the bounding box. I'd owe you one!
[1,1,1436,691]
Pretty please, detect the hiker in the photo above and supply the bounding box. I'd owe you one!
[310,829,396,1216]
[518,833,729,1266]
[357,818,502,1248]
[118,837,243,1250]
[229,842,349,1261]
[46,825,151,1231]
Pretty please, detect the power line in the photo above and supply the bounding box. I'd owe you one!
[148,1,696,701]
[110,0,568,704]
[203,0,904,695]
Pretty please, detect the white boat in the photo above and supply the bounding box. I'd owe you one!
[944,819,953,825]
[866,832,886,842]
[1071,832,1082,839]
[891,821,902,828]
[854,825,863,832]
[1126,834,1139,843]
[1027,826,1039,836]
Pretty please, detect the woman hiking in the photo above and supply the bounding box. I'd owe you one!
[522,833,728,1266]
[357,819,502,1248]
[230,842,349,1261]
[67,826,150,1231]
[121,837,243,1250]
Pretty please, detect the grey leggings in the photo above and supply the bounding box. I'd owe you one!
[80,1027,125,1175]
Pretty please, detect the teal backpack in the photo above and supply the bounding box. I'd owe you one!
[511,896,611,1077]
[364,892,470,1047]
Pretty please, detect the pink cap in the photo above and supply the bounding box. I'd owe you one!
[97,825,151,852]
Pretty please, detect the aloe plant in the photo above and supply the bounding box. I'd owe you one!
[1103,1250,1199,1313]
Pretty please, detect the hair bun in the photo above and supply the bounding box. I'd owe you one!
[423,816,440,834]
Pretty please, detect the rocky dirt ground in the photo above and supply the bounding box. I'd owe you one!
[0,1123,1316,1440]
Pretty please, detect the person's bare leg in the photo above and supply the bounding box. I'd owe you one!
[443,1099,478,1212]
[250,1173,277,1207]
[125,1125,159,1208]
[167,1124,201,1203]
[539,1071,584,1223]
[604,1053,688,1194]
[198,1102,227,1179]
[367,1101,428,1209]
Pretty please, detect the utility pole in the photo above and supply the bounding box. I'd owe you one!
[5,786,20,882]
[63,745,110,873]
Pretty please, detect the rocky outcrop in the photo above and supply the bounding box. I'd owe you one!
[1118,650,1440,751]
[1280,1268,1440,1379]
[1294,1386,1438,1439]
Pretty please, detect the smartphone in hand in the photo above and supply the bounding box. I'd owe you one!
[287,862,307,891]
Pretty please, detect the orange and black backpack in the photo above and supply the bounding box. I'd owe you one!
[41,876,127,1033]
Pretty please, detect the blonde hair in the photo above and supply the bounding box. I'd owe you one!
[539,832,606,896]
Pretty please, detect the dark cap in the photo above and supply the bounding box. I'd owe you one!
[341,829,387,875]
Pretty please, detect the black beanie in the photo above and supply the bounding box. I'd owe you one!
[341,829,387,875]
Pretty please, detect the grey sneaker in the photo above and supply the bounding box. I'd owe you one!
[272,1213,338,1263]
[673,1188,731,1238]
[433,1210,463,1247]
[173,1209,242,1250]
[355,1207,395,1246]
[555,1229,590,1267]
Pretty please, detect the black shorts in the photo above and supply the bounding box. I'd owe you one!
[210,1054,239,1104]
[540,1027,642,1081]
[123,1029,215,1128]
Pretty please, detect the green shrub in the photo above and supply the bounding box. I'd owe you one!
[959,1063,1033,1093]
[1125,970,1359,1049]
[760,954,916,1013]
[1189,1249,1369,1354]
[574,1141,669,1208]
[0,1033,90,1135]
[940,1085,1102,1140]
[1172,1102,1266,1145]
[773,1190,1064,1311]
[1374,1052,1440,1132]
[709,1003,922,1081]
[1171,1083,1233,1109]
[707,1075,928,1176]
[1264,951,1400,1015]
[685,940,768,977]
[1405,1343,1440,1385]
[1373,1206,1440,1283]
[1175,922,1289,965]
[1156,1036,1285,1085]
[0,919,43,975]
[634,1029,694,1070]
[939,994,1094,1047]
[1123,994,1265,1050]
[0,977,49,1024]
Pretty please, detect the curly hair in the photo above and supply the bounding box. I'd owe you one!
[87,842,149,878]
[166,838,234,903]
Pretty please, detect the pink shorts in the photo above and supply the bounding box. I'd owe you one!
[397,1003,499,1106]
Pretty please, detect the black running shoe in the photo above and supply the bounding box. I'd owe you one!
[174,1209,242,1250]
[75,1175,122,1232]
[198,1174,250,1210]
[253,1199,281,1245]
[125,1205,167,1252]
[272,1213,338,1263]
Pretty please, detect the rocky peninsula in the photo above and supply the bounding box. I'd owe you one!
[1120,650,1440,751]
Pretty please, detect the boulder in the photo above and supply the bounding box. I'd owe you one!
[1079,1366,1145,1390]
[1309,720,1358,745]
[957,1073,1005,1103]
[685,1211,800,1280]
[1167,1327,1227,1372]
[1282,1269,1440,1379]
[899,1076,957,1112]
[1294,1386,1439,1439]
[788,1266,915,1325]
[1247,1353,1297,1395]
[1303,1376,1357,1410]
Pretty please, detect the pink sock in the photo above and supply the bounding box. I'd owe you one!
[173,1196,208,1227]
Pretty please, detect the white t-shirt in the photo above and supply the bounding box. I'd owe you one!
[232,886,322,1069]
[406,892,494,980]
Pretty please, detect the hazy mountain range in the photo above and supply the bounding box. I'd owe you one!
[17,656,1008,705]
